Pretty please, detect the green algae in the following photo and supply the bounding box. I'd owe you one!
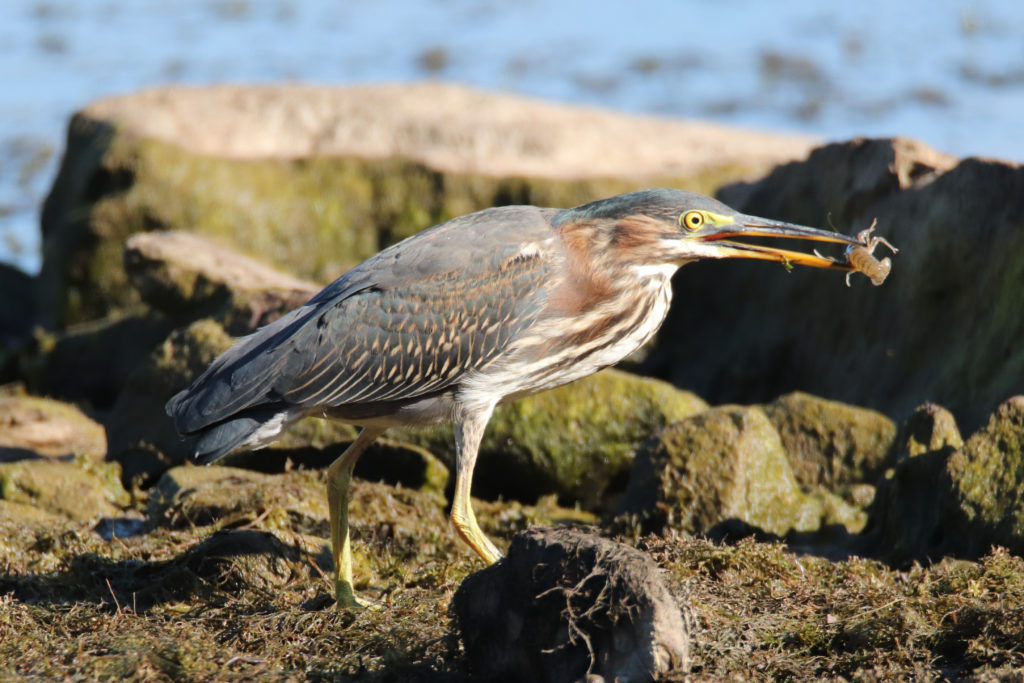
[0,457,129,522]
[620,405,829,538]
[949,396,1024,536]
[764,391,897,491]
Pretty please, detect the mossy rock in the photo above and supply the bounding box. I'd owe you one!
[148,465,329,534]
[0,392,107,461]
[619,405,830,537]
[763,391,897,503]
[38,83,809,328]
[866,400,1024,565]
[948,396,1024,542]
[395,368,708,510]
[897,401,964,458]
[0,458,129,522]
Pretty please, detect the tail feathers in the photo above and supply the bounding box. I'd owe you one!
[190,407,295,465]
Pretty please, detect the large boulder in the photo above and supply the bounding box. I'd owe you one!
[649,137,1023,431]
[763,392,897,493]
[619,405,863,538]
[38,83,813,328]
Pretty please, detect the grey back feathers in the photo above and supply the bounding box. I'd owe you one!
[166,205,561,461]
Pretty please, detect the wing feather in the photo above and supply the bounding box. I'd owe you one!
[166,205,560,434]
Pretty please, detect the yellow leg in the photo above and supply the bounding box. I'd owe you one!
[450,402,502,565]
[327,426,385,608]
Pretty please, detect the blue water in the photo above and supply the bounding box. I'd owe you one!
[2,0,1023,274]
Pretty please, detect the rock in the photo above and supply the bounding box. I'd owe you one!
[123,230,319,329]
[454,526,690,682]
[39,83,812,327]
[947,396,1024,548]
[349,438,450,498]
[396,368,708,510]
[0,499,73,568]
[148,465,328,533]
[0,459,129,522]
[13,312,176,410]
[619,405,834,537]
[866,399,1024,565]
[167,528,327,599]
[898,401,964,458]
[0,391,107,461]
[0,262,33,348]
[763,392,897,491]
[649,137,1024,431]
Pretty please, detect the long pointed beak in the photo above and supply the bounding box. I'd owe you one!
[701,215,860,270]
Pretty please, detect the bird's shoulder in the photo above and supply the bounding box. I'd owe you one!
[313,205,561,304]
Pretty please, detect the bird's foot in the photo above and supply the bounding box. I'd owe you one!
[334,578,379,610]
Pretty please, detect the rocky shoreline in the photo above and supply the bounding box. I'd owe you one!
[2,83,1023,680]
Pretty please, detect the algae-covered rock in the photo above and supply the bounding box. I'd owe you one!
[0,458,129,521]
[123,229,319,327]
[764,392,897,491]
[39,83,811,327]
[862,403,964,565]
[148,465,329,533]
[948,396,1024,544]
[0,392,107,461]
[652,137,1024,431]
[619,405,826,537]
[866,400,1024,565]
[898,401,963,458]
[397,368,708,510]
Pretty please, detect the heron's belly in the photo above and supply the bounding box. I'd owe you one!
[462,275,673,405]
[321,390,456,428]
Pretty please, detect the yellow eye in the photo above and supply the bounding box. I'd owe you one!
[680,210,705,231]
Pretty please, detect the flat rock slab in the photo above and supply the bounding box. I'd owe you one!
[0,393,107,461]
[454,526,690,682]
[0,459,128,522]
[84,83,813,179]
[123,230,318,321]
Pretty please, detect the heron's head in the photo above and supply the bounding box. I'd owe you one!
[555,189,859,277]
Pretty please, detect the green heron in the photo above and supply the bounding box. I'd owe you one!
[166,188,863,607]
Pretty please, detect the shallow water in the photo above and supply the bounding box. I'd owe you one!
[2,0,1022,274]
